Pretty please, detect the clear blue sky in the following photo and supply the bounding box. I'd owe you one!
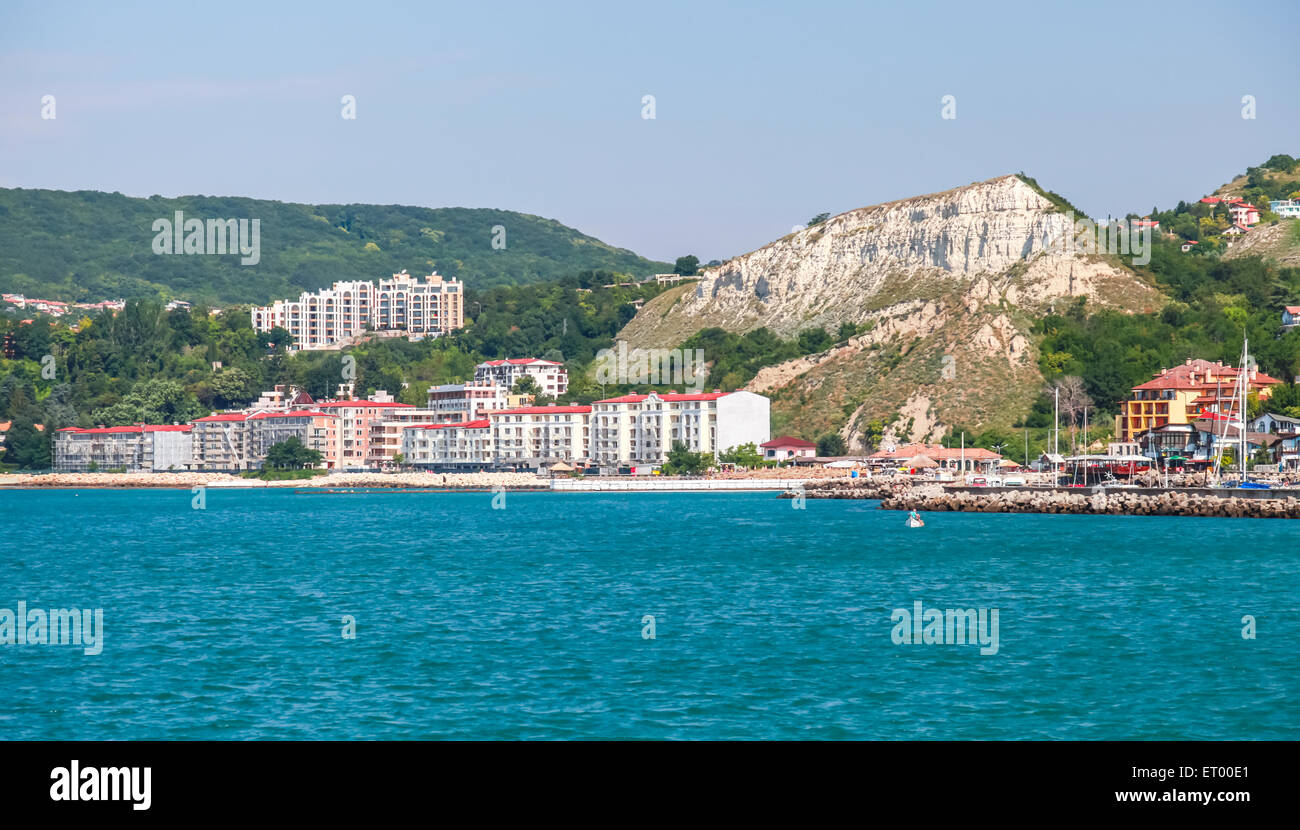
[2,0,1297,264]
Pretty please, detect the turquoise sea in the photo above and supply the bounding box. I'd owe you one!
[1,488,1295,740]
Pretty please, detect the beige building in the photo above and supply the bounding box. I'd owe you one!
[252,271,464,351]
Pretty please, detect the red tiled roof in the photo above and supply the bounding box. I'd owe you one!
[407,419,491,430]
[760,436,816,449]
[869,443,1002,461]
[491,405,591,415]
[247,410,335,419]
[1199,197,1221,204]
[594,392,731,404]
[480,358,561,366]
[314,400,414,409]
[191,413,248,422]
[57,424,192,434]
[1286,306,1300,314]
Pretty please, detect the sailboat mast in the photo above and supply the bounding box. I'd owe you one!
[1240,339,1249,481]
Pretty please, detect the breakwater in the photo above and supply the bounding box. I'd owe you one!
[788,479,1300,518]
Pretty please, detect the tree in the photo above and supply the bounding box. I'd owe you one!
[673,255,699,276]
[806,212,830,227]
[2,419,51,470]
[719,442,763,467]
[263,436,322,470]
[511,375,539,396]
[817,433,848,456]
[662,440,710,475]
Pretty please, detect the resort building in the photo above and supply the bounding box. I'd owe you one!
[400,419,493,470]
[760,436,817,461]
[251,271,464,351]
[473,358,568,398]
[489,404,592,467]
[588,390,770,467]
[313,398,416,470]
[54,425,193,473]
[1114,358,1281,442]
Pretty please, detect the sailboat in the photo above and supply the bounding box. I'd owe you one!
[1211,338,1270,490]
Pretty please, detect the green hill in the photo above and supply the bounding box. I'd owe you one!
[0,188,669,304]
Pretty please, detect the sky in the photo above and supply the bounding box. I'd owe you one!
[2,0,1298,265]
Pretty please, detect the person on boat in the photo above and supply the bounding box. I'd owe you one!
[908,509,922,525]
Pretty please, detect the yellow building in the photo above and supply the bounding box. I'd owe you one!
[1115,359,1280,441]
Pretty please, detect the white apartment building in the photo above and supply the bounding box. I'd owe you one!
[251,271,464,351]
[425,382,512,424]
[54,425,193,472]
[400,419,493,469]
[589,391,770,466]
[489,405,592,467]
[474,358,568,397]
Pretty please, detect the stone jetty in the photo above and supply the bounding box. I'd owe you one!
[784,478,1300,519]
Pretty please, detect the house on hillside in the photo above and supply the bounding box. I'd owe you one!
[1269,199,1300,219]
[1228,202,1262,226]
[1283,306,1300,330]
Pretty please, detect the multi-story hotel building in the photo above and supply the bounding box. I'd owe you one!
[1115,359,1280,442]
[251,271,464,351]
[54,424,193,473]
[588,391,770,466]
[474,358,568,398]
[313,399,415,470]
[489,404,592,467]
[188,412,255,471]
[188,410,337,471]
[401,419,494,469]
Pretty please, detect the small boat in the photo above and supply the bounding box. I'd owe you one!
[905,514,925,528]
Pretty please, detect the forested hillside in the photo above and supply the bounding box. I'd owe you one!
[0,188,670,304]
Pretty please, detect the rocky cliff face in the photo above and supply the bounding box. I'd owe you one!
[618,175,1164,447]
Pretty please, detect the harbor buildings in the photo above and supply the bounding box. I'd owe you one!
[1114,359,1281,442]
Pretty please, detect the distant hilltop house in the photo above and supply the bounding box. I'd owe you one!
[1269,199,1300,219]
[250,271,464,352]
[1180,240,1200,252]
[1283,306,1300,330]
[1132,218,1160,230]
[1227,200,1262,226]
